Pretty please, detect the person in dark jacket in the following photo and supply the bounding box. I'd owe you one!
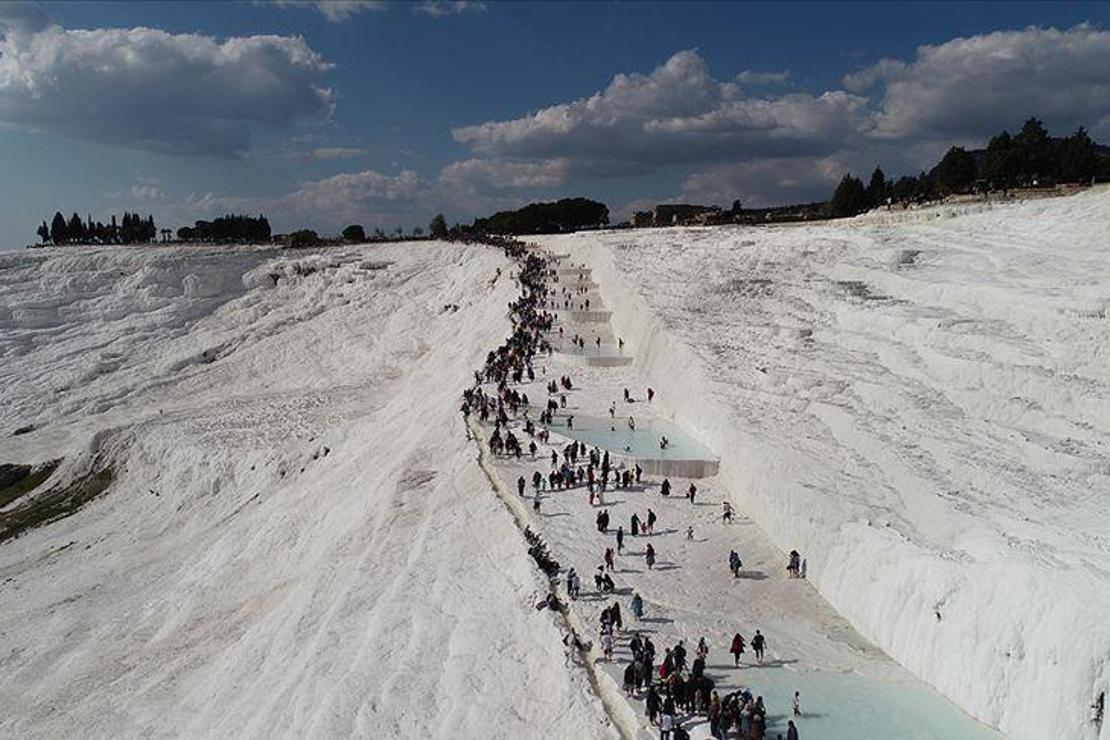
[645,686,662,725]
[729,632,745,666]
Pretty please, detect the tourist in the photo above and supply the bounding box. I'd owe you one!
[729,632,745,666]
[729,550,742,578]
[631,591,644,620]
[752,630,766,663]
[788,549,801,578]
[645,543,656,570]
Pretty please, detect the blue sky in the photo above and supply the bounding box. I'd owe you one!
[3,1,1110,242]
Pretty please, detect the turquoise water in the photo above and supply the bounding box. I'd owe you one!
[739,667,1001,740]
[547,412,716,460]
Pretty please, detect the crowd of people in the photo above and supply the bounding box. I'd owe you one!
[462,238,805,739]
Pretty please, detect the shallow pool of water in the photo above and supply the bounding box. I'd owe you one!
[546,412,715,461]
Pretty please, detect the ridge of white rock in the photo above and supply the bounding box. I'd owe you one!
[0,242,609,738]
[540,188,1110,740]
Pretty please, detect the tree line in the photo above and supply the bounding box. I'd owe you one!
[37,211,157,246]
[829,118,1110,217]
[176,214,271,243]
[471,197,609,235]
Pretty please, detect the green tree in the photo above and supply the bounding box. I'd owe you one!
[67,212,85,243]
[866,166,889,207]
[829,174,868,217]
[1057,127,1097,183]
[1014,117,1052,183]
[341,224,366,242]
[36,221,49,244]
[429,213,448,239]
[934,146,977,194]
[412,226,424,237]
[50,212,67,245]
[982,131,1018,188]
[891,175,920,205]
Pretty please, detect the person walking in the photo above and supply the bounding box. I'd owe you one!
[646,686,661,726]
[659,711,674,740]
[616,525,625,554]
[752,630,766,663]
[631,591,644,620]
[787,719,800,740]
[647,508,657,534]
[645,543,656,570]
[729,632,745,666]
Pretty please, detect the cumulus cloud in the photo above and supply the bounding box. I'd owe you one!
[107,184,168,202]
[736,69,790,85]
[681,155,849,208]
[283,169,422,214]
[0,14,335,156]
[164,168,428,232]
[270,1,387,22]
[452,50,869,174]
[438,158,569,191]
[449,30,1110,210]
[413,1,487,17]
[853,25,1110,140]
[305,146,368,159]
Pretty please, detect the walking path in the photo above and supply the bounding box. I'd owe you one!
[465,241,1000,739]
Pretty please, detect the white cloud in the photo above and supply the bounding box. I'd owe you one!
[0,15,335,156]
[283,169,422,214]
[0,2,50,33]
[306,146,368,159]
[438,158,569,190]
[681,155,849,208]
[413,1,487,18]
[269,1,483,21]
[164,168,428,232]
[737,69,790,85]
[452,50,869,174]
[107,184,168,202]
[853,25,1110,140]
[270,1,387,22]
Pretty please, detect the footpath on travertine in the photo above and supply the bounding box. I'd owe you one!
[478,250,1001,740]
